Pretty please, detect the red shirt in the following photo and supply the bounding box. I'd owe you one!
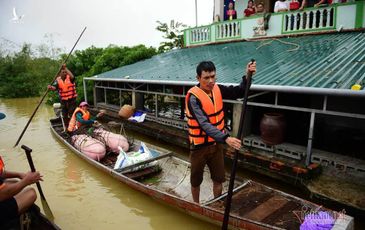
[244,8,255,17]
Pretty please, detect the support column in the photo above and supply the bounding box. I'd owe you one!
[134,92,144,110]
[132,91,136,107]
[214,0,224,22]
[233,102,252,139]
[155,94,158,118]
[305,112,316,166]
[232,102,242,137]
[83,78,88,104]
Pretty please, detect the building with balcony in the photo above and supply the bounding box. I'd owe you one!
[83,1,365,212]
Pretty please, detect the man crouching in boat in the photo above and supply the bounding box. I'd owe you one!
[0,113,43,226]
[67,102,129,161]
[185,61,256,203]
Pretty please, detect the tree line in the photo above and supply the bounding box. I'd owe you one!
[0,20,185,102]
[0,44,157,103]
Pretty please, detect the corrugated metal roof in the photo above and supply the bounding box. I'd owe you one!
[89,32,365,92]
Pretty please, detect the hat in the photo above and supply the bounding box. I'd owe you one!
[0,113,6,120]
[79,101,89,107]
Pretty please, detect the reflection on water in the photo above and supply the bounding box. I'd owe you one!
[0,98,217,230]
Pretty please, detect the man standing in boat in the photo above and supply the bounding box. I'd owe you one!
[48,64,77,126]
[185,61,256,203]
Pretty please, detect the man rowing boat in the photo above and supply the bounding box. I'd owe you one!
[0,112,43,226]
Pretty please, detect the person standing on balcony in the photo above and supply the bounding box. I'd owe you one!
[225,2,237,21]
[185,60,256,203]
[255,2,266,14]
[244,0,256,17]
[299,0,328,10]
[274,0,290,12]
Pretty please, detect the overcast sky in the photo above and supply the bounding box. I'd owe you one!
[0,0,214,52]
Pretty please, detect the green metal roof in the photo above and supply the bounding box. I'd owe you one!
[88,31,365,94]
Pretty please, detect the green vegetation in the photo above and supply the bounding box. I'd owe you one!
[0,44,59,98]
[0,43,157,103]
[156,20,186,52]
[0,19,186,100]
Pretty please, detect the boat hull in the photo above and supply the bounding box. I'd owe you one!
[50,117,354,230]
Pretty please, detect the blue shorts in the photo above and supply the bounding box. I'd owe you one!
[0,197,18,222]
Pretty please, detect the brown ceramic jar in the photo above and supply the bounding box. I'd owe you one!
[260,113,286,145]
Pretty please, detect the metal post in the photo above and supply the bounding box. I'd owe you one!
[92,83,96,107]
[323,95,327,111]
[83,78,87,103]
[155,93,158,118]
[119,90,122,107]
[195,0,198,27]
[305,112,315,166]
[275,92,278,105]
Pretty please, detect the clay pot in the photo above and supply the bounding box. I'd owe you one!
[260,113,286,145]
[119,104,135,119]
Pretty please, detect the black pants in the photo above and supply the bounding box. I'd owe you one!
[61,98,77,124]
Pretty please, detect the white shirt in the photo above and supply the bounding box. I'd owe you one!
[274,1,289,12]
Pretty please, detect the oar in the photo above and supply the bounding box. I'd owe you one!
[14,26,87,147]
[21,145,54,220]
[222,60,255,230]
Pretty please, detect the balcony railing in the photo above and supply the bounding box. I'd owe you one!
[216,20,241,40]
[190,27,210,44]
[183,2,363,47]
[283,7,335,33]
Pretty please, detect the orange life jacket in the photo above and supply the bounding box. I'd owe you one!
[0,156,5,190]
[0,156,4,175]
[57,75,77,101]
[67,107,90,132]
[185,84,225,146]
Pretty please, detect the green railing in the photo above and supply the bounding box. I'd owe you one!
[183,2,364,47]
[282,6,336,33]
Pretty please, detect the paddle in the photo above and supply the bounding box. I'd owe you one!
[222,59,255,230]
[21,145,54,220]
[14,26,87,147]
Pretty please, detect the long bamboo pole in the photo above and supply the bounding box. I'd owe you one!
[222,60,255,230]
[14,27,87,147]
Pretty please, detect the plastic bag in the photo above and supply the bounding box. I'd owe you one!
[114,142,155,171]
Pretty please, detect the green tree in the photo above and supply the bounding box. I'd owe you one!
[156,20,187,53]
[48,44,157,104]
[0,42,157,102]
[65,46,104,77]
[0,44,58,98]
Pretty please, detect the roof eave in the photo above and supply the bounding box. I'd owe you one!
[84,77,365,97]
[251,84,365,97]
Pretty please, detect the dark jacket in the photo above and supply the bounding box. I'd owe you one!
[186,76,248,147]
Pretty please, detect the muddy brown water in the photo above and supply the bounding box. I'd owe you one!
[0,98,363,229]
[0,98,218,230]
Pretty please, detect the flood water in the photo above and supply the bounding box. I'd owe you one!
[0,98,363,229]
[0,98,218,230]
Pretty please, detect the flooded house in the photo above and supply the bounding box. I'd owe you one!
[83,1,365,213]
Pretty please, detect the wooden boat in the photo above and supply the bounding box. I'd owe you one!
[0,204,60,230]
[50,117,354,230]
